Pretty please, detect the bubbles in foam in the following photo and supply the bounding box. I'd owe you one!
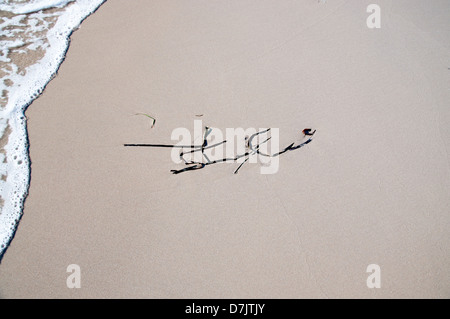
[0,0,106,260]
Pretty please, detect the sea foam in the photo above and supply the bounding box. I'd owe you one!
[0,0,105,260]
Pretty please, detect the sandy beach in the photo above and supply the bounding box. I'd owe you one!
[0,0,449,298]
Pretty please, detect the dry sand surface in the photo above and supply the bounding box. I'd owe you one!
[0,0,449,298]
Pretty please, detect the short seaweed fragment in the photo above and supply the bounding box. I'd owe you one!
[135,113,156,128]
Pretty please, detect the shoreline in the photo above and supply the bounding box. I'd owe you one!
[0,0,106,261]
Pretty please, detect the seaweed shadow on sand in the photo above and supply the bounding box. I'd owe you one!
[124,127,316,174]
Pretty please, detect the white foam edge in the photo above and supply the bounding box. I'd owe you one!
[0,0,75,14]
